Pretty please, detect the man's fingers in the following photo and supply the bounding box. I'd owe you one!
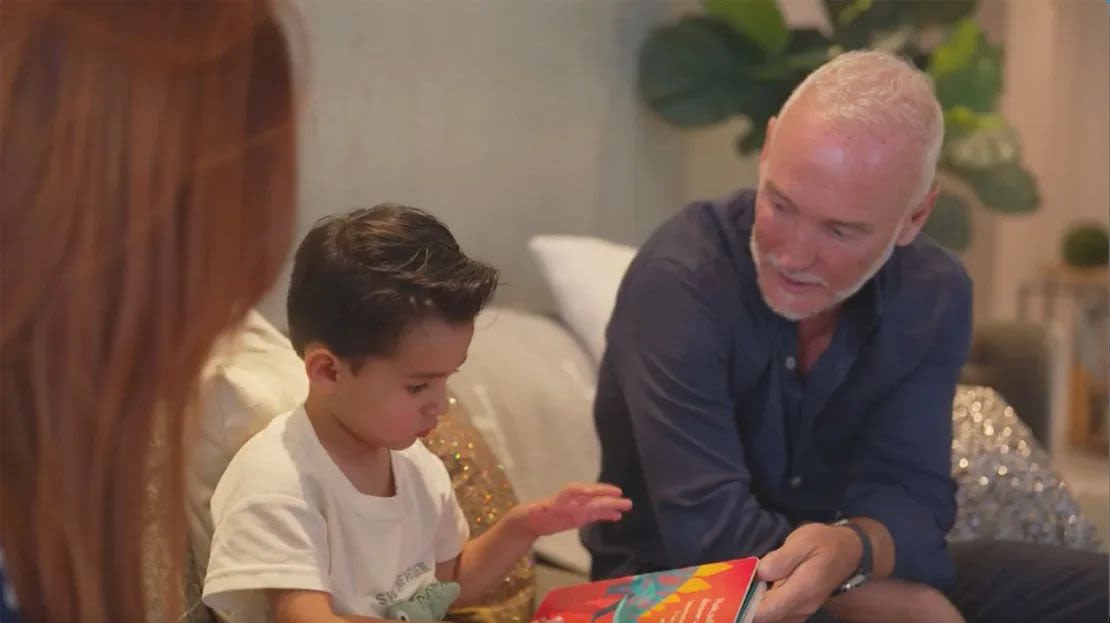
[754,556,828,623]
[753,576,810,623]
[757,542,810,583]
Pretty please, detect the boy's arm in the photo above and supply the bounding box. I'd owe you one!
[435,504,535,606]
[268,589,449,623]
[438,483,630,606]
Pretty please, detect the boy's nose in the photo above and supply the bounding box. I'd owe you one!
[424,392,452,418]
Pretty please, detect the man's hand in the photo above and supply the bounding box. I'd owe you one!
[523,483,632,537]
[753,523,862,623]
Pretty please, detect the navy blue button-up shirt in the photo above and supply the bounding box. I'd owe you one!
[582,189,972,591]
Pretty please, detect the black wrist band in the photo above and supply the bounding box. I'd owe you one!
[831,519,872,596]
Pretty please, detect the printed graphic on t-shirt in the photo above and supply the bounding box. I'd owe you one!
[375,561,434,607]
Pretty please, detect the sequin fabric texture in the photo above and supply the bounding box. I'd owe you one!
[424,399,536,623]
[948,386,1100,550]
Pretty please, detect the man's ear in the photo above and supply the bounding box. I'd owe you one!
[898,183,939,246]
[304,343,342,394]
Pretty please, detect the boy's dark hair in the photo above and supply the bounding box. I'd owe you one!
[286,204,499,361]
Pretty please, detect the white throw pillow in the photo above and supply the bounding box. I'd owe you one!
[186,310,309,589]
[450,307,601,573]
[528,235,637,366]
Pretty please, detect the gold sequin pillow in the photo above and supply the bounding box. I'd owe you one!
[423,397,536,623]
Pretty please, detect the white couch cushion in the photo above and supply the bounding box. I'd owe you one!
[451,307,601,573]
[187,310,309,588]
[528,235,636,366]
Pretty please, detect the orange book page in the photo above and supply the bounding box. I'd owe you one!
[533,557,761,623]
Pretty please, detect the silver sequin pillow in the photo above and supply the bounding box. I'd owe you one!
[948,385,1100,550]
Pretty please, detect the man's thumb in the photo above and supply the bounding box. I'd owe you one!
[757,546,805,583]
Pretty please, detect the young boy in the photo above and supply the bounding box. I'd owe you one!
[202,205,631,623]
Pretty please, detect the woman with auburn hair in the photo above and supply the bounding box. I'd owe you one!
[0,1,298,621]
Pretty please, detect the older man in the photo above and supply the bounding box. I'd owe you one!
[583,51,1108,623]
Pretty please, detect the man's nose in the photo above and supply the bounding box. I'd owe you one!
[774,227,817,272]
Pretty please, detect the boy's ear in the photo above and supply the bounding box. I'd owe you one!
[303,343,341,393]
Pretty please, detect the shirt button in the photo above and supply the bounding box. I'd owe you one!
[785,356,797,371]
[789,476,803,488]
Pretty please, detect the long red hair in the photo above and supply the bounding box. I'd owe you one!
[0,2,297,620]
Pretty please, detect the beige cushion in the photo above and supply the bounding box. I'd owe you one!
[451,308,600,573]
[187,310,309,589]
[528,235,636,365]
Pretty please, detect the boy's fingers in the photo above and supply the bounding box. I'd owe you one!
[589,483,624,497]
[585,497,632,515]
[565,483,623,498]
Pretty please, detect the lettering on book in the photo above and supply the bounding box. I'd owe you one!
[662,597,726,623]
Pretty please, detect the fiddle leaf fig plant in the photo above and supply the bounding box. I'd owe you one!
[639,0,1039,251]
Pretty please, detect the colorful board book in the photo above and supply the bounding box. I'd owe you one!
[531,557,765,623]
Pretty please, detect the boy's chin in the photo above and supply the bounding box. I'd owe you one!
[388,437,423,451]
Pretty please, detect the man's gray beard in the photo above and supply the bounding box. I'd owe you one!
[749,228,899,322]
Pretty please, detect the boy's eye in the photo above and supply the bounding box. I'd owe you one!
[407,383,429,395]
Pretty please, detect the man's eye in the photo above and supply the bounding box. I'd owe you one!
[407,383,429,394]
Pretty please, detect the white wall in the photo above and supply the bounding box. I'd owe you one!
[261,0,1107,331]
[259,0,684,328]
[985,0,1109,321]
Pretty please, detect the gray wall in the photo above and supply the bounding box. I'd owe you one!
[259,0,692,329]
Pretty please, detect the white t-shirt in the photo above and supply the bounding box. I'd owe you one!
[202,406,470,622]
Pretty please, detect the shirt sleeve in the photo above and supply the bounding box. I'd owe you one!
[840,273,972,590]
[607,259,792,567]
[434,486,470,563]
[203,493,331,614]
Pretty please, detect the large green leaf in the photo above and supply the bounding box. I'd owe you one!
[733,29,833,154]
[824,0,976,50]
[942,109,1020,169]
[705,0,789,58]
[928,18,1003,113]
[947,161,1040,214]
[639,17,776,126]
[923,190,972,251]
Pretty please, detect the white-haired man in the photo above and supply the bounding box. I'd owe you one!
[583,50,1108,623]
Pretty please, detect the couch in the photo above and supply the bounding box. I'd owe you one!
[158,235,1100,622]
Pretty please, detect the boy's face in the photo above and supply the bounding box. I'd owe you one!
[318,318,474,451]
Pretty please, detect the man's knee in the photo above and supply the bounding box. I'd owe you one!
[950,540,1108,623]
[824,578,963,623]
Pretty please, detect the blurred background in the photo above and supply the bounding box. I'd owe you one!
[252,0,1108,547]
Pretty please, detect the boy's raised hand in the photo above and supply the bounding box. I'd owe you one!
[524,483,632,536]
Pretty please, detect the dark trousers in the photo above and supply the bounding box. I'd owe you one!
[948,540,1108,623]
[808,540,1108,623]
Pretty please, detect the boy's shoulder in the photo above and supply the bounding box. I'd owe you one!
[394,440,452,492]
[212,407,324,510]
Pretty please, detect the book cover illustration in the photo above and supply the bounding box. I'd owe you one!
[532,557,765,623]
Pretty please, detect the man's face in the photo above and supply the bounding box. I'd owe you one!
[751,100,934,321]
